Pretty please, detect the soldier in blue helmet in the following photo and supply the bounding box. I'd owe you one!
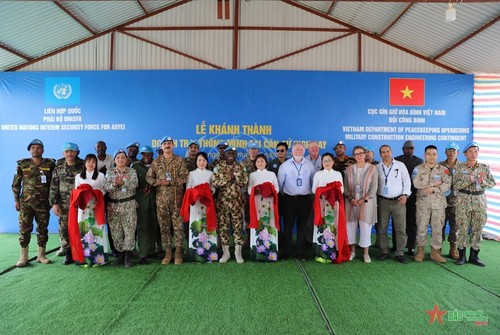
[12,139,56,267]
[132,145,160,264]
[454,142,495,267]
[49,142,85,264]
[126,142,140,167]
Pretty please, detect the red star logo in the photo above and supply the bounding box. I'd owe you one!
[425,303,447,324]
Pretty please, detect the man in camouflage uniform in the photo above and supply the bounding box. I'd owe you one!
[49,142,84,264]
[439,142,460,259]
[213,147,249,264]
[184,140,200,172]
[412,145,451,263]
[12,139,56,267]
[146,136,188,265]
[333,141,356,178]
[126,142,140,167]
[132,145,160,264]
[241,142,258,244]
[453,142,495,267]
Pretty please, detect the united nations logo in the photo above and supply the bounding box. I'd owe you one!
[53,83,72,100]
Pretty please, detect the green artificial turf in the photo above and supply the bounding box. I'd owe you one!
[1,234,498,335]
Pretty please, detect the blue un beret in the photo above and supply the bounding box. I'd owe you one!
[113,148,127,160]
[463,141,479,153]
[224,146,237,153]
[139,145,154,154]
[445,142,460,151]
[161,136,174,144]
[247,142,259,149]
[27,139,44,151]
[126,142,140,149]
[62,142,78,151]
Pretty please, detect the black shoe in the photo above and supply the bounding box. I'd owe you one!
[456,248,466,265]
[390,246,396,252]
[124,251,132,268]
[295,254,306,262]
[280,253,289,261]
[62,249,73,265]
[379,253,389,261]
[114,252,124,265]
[139,257,149,265]
[406,248,415,256]
[468,248,485,267]
[396,256,408,264]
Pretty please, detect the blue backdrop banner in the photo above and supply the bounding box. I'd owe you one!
[0,70,473,233]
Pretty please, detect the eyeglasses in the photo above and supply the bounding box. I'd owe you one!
[276,149,286,153]
[354,152,365,156]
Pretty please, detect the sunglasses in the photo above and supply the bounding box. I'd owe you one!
[276,149,286,153]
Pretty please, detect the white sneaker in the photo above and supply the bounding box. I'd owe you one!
[349,251,356,261]
[363,254,371,263]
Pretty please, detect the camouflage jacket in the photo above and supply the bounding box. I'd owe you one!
[49,159,85,208]
[184,156,197,172]
[438,159,460,207]
[146,154,188,195]
[241,157,257,175]
[412,163,451,209]
[12,158,56,204]
[213,161,248,205]
[453,161,495,193]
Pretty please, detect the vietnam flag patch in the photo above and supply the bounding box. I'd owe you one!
[389,78,425,106]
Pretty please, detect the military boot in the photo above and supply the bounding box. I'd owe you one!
[114,251,124,265]
[414,246,425,262]
[430,247,447,263]
[36,246,52,264]
[235,244,244,264]
[162,248,172,265]
[16,246,29,267]
[219,245,230,263]
[469,248,485,267]
[448,242,459,260]
[174,248,183,265]
[455,248,466,265]
[124,251,132,268]
[63,248,73,265]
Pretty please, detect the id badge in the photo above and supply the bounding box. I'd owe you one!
[355,185,361,194]
[383,186,388,195]
[121,187,126,193]
[40,174,47,184]
[296,178,302,187]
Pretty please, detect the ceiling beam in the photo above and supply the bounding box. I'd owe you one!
[433,16,500,60]
[0,43,32,61]
[53,1,96,35]
[379,3,413,37]
[282,0,463,73]
[124,26,352,32]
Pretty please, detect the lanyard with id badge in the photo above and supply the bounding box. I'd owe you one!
[39,169,47,184]
[293,161,303,187]
[382,162,394,196]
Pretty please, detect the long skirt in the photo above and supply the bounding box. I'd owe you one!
[189,200,218,263]
[250,195,278,262]
[313,199,339,263]
[78,196,110,266]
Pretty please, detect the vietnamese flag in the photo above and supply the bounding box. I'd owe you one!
[389,78,425,106]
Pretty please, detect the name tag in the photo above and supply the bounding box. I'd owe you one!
[296,178,302,187]
[40,175,47,184]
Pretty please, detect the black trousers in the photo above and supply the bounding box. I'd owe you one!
[282,194,312,257]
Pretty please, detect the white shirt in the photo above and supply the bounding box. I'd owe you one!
[75,170,106,194]
[186,168,215,193]
[305,154,322,172]
[247,169,279,194]
[376,159,411,198]
[312,169,344,194]
[97,154,113,174]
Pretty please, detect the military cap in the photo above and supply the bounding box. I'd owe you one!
[334,141,345,149]
[364,145,375,153]
[188,140,200,147]
[126,142,140,149]
[161,136,174,144]
[139,145,154,154]
[224,146,237,153]
[247,142,259,149]
[113,148,127,160]
[217,141,229,148]
[445,142,459,151]
[27,139,44,151]
[463,141,479,153]
[62,142,78,151]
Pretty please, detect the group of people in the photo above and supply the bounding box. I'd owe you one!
[12,136,494,268]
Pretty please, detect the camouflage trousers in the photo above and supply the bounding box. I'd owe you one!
[217,202,244,246]
[416,206,445,249]
[442,206,457,243]
[18,201,50,248]
[456,194,487,250]
[57,212,69,251]
[107,201,138,252]
[157,203,184,249]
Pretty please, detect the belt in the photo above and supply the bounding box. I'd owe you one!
[284,193,309,198]
[108,195,135,203]
[377,195,402,201]
[458,189,484,196]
